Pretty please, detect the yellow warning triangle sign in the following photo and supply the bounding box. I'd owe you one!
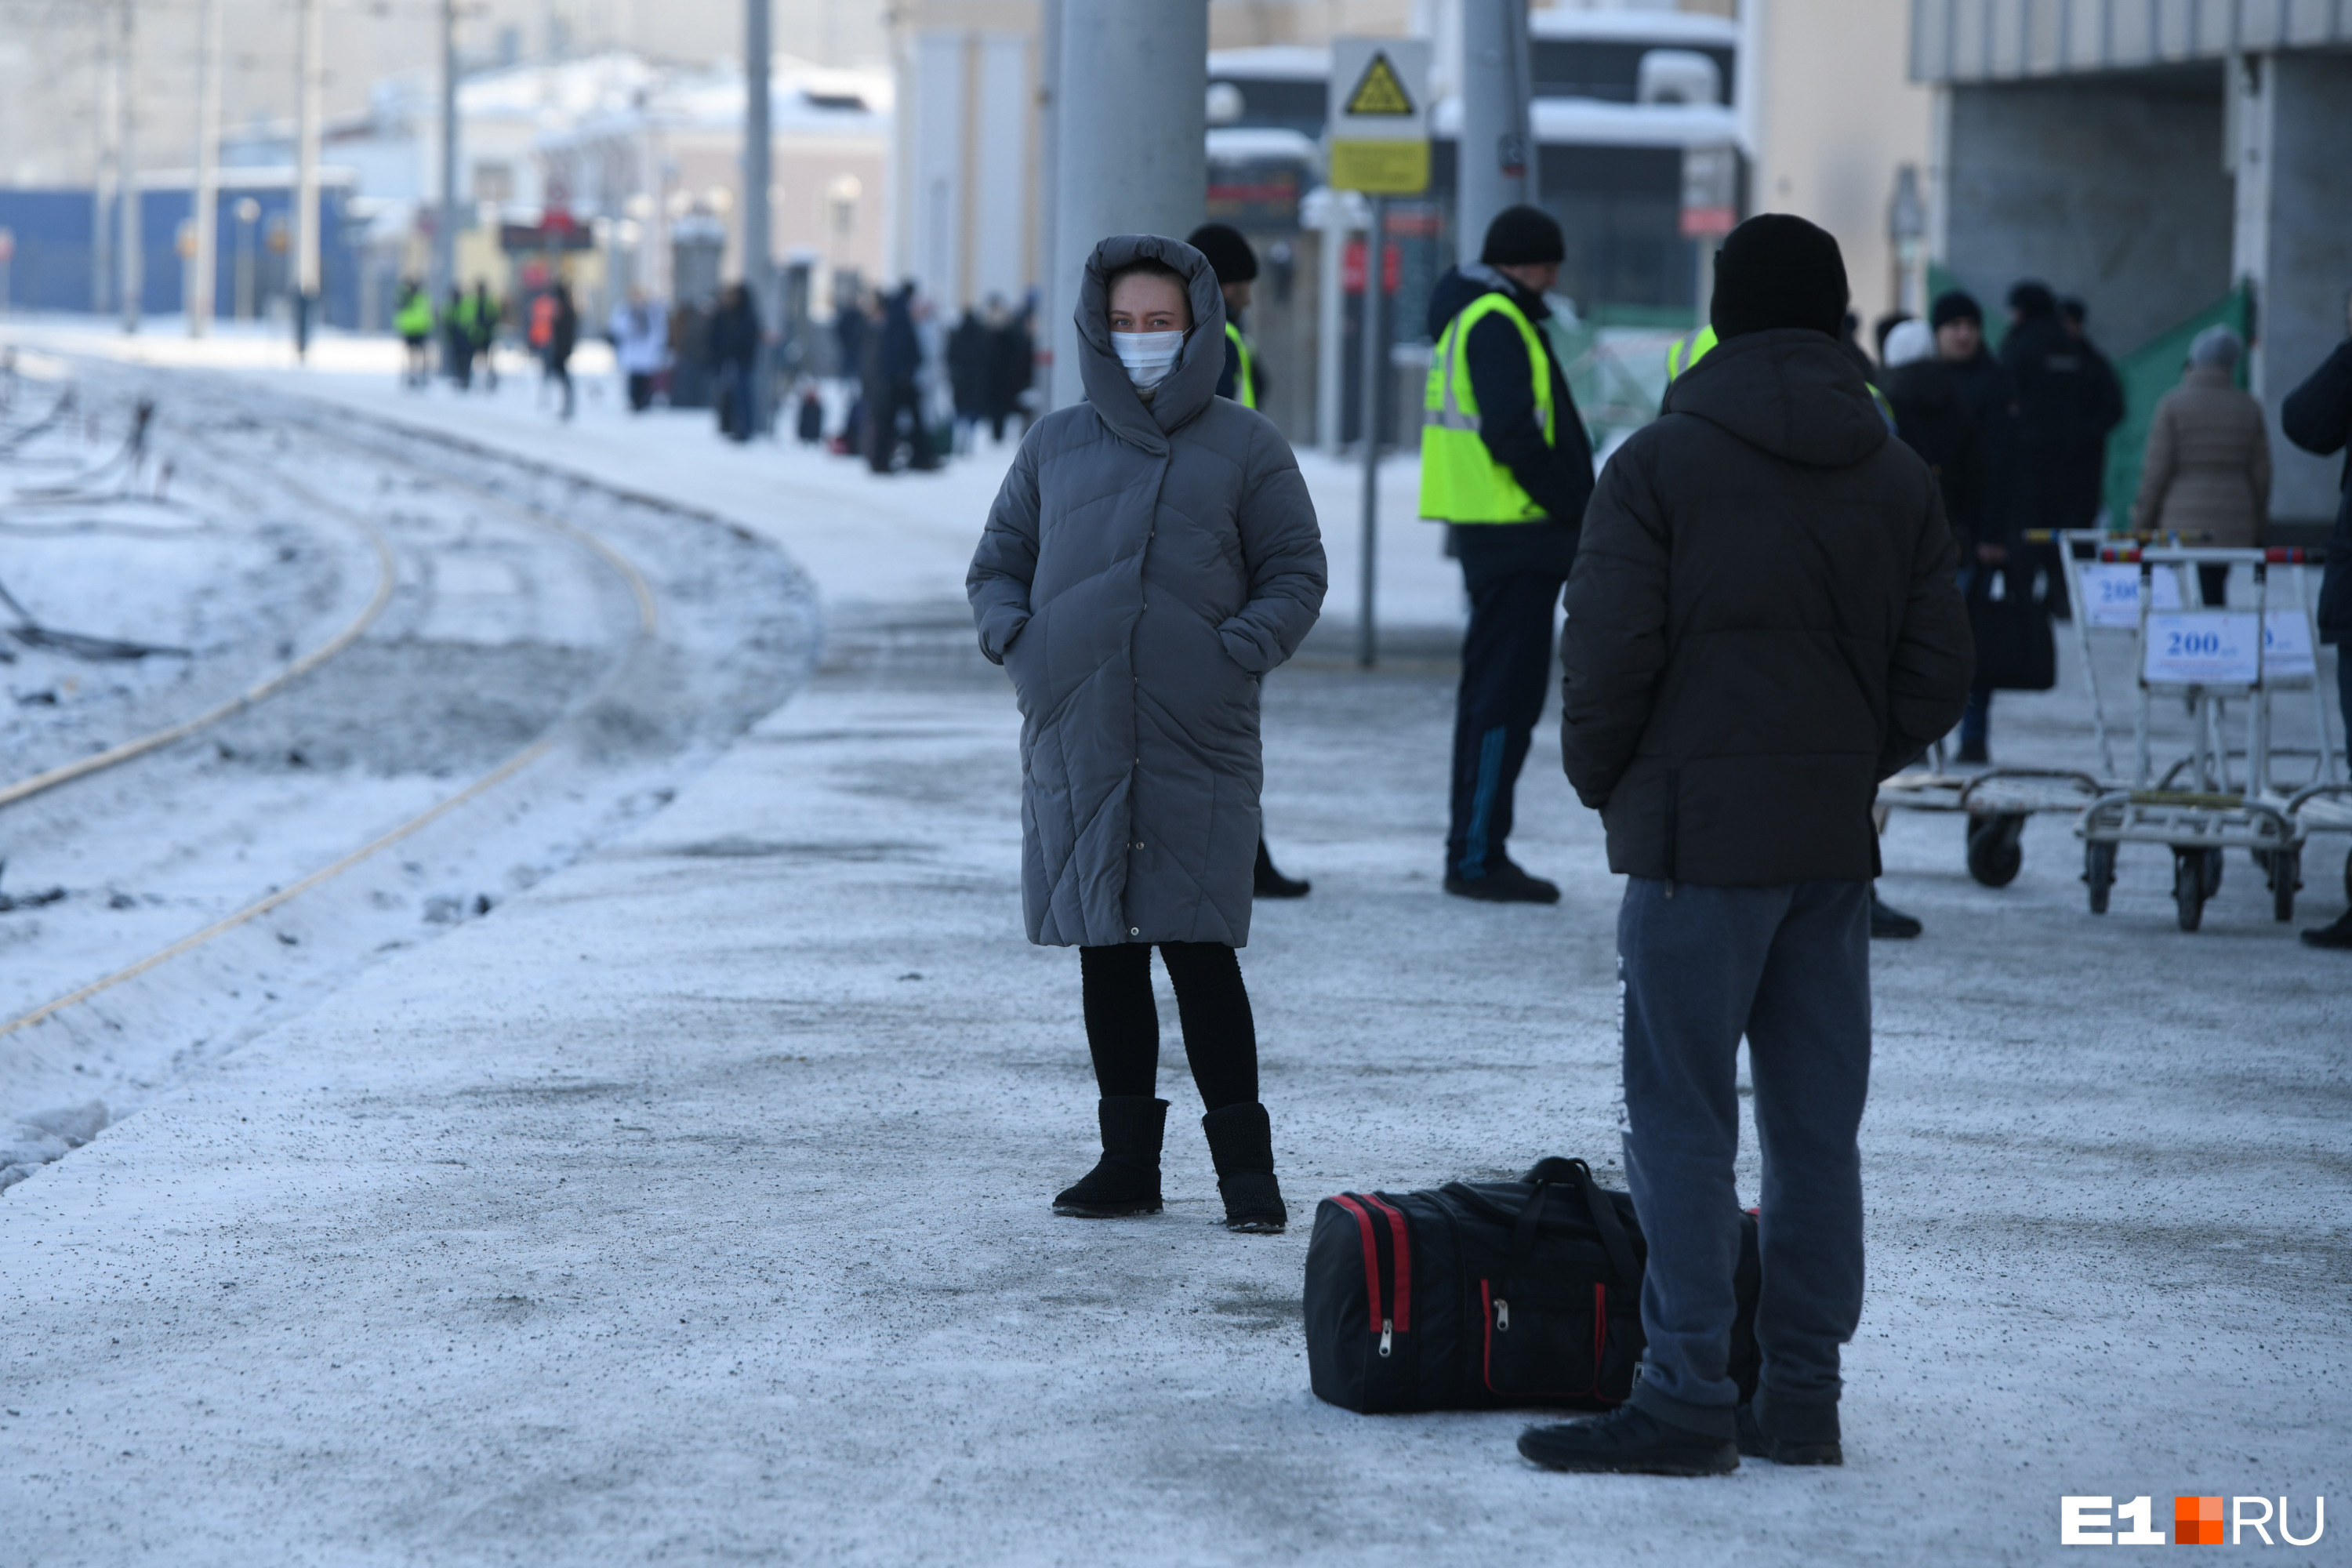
[1345,51,1416,117]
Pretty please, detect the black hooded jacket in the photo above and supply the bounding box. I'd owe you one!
[1881,358,1986,555]
[1560,329,1974,885]
[1425,264,1595,574]
[2281,336,2352,639]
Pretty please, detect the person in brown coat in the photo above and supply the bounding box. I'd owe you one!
[2133,325,2270,606]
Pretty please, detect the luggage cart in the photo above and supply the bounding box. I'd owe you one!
[2074,546,2305,930]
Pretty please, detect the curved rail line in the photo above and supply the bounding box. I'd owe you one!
[0,473,398,811]
[1,411,661,1040]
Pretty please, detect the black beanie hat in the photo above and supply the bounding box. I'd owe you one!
[1929,289,1982,330]
[2008,280,2057,318]
[1708,213,1849,339]
[1185,223,1258,285]
[1479,204,1566,267]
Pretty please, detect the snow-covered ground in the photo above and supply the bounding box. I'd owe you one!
[0,321,2346,1566]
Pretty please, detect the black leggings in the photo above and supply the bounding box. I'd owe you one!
[1079,942,1258,1112]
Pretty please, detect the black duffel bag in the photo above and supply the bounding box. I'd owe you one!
[1969,590,2057,691]
[1305,1156,1759,1414]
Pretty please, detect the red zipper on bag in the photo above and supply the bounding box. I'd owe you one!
[1330,1195,1385,1340]
[1362,1194,1412,1333]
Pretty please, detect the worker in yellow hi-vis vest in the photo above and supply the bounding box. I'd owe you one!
[1188,221,1312,901]
[1419,205,1595,904]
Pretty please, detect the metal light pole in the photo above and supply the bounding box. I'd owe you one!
[187,0,222,335]
[1356,195,1385,669]
[743,0,773,434]
[1049,0,1207,409]
[1456,0,1534,267]
[433,0,458,316]
[293,0,324,357]
[93,19,115,314]
[117,0,140,333]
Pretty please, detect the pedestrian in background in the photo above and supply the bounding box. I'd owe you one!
[2134,325,2270,608]
[609,288,667,413]
[543,281,578,423]
[1931,289,2019,764]
[2281,286,2352,950]
[1419,204,1596,904]
[989,299,1036,441]
[1190,220,1312,902]
[869,283,938,472]
[709,282,761,442]
[2056,297,2125,530]
[469,281,501,392]
[442,285,474,391]
[967,234,1325,1234]
[1529,214,1972,1478]
[394,278,434,389]
[947,304,991,453]
[2000,281,2107,618]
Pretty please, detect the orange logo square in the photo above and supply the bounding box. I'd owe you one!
[2174,1495,2224,1545]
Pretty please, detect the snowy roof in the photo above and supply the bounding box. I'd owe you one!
[542,56,891,147]
[1431,95,1738,148]
[1206,126,1321,165]
[1526,9,1738,46]
[1207,45,1331,82]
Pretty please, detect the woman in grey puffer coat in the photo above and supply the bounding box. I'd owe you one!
[968,234,1326,1232]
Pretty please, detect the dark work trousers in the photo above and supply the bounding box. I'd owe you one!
[1446,565,1565,878]
[1617,877,1871,1443]
[1078,942,1258,1112]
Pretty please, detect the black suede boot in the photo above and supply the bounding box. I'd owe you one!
[1200,1102,1286,1232]
[1052,1097,1167,1218]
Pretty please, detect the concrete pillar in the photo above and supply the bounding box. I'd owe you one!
[744,0,772,431]
[294,0,323,300]
[1455,0,1534,268]
[187,0,222,336]
[116,0,139,333]
[2232,49,2352,528]
[1047,0,1206,409]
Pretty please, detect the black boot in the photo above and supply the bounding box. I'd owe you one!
[1737,1401,1844,1466]
[2301,909,2352,949]
[1518,1406,1738,1476]
[1870,891,1922,939]
[1200,1102,1286,1233]
[1443,857,1561,905]
[1052,1097,1167,1218]
[1253,838,1311,899]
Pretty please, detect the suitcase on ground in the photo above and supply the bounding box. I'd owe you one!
[1305,1156,1760,1414]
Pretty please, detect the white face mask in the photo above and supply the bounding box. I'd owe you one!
[1111,328,1185,390]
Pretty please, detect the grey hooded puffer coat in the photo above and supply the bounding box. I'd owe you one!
[968,234,1327,948]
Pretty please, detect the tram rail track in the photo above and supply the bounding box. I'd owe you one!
[0,382,665,1043]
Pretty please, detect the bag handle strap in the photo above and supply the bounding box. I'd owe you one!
[1506,1180,1552,1276]
[1564,1157,1642,1287]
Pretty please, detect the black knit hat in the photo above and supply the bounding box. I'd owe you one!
[2008,280,2057,318]
[1708,213,1849,340]
[1479,205,1566,267]
[1929,289,1982,330]
[1185,223,1258,285]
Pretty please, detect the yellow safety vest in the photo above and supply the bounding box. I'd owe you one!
[1418,292,1556,524]
[1665,323,1899,433]
[394,292,434,336]
[1224,321,1258,409]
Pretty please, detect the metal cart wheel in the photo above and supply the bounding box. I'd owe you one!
[2343,847,2352,905]
[2172,848,2207,932]
[1965,813,2026,888]
[2201,847,2225,898]
[2270,848,2300,924]
[2084,840,2117,915]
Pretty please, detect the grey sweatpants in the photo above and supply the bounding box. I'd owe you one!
[1617,877,1871,1443]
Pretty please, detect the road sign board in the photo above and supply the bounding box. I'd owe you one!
[1329,37,1431,195]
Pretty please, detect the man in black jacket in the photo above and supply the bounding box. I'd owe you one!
[1934,290,2020,762]
[1419,205,1595,903]
[1519,216,1973,1478]
[2281,289,2352,949]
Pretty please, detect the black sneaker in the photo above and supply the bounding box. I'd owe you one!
[2301,910,2352,950]
[1444,859,1560,905]
[1517,1406,1737,1476]
[1737,1403,1844,1466]
[1870,893,1922,939]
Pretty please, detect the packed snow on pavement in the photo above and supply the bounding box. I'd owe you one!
[0,325,2345,1566]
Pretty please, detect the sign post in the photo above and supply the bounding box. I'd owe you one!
[1328,37,1430,671]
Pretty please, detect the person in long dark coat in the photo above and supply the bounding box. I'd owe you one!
[967,234,1326,1233]
[988,299,1036,441]
[2281,289,2352,949]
